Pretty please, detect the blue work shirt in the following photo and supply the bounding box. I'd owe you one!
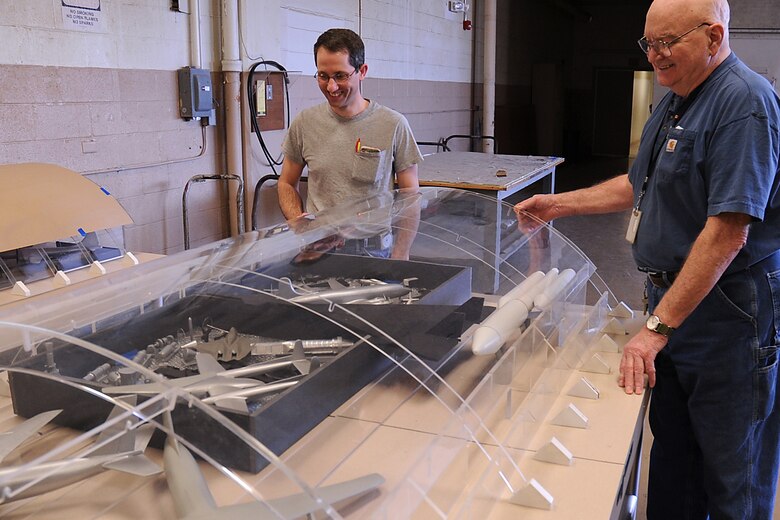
[629,53,780,274]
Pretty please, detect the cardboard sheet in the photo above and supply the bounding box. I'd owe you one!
[0,163,133,252]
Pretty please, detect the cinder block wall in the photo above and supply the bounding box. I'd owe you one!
[1,1,476,253]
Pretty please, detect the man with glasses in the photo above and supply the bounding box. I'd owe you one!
[515,0,780,517]
[278,28,422,259]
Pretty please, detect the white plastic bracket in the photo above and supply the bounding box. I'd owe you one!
[534,436,574,465]
[89,261,107,276]
[568,376,600,399]
[551,402,589,428]
[122,251,140,266]
[580,353,611,374]
[11,281,31,297]
[53,270,71,287]
[510,478,554,510]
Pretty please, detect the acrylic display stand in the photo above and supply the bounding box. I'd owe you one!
[0,187,647,518]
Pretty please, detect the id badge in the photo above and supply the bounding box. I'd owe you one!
[625,208,642,244]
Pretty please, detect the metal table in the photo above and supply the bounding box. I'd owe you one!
[417,152,562,197]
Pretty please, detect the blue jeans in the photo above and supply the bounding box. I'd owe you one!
[646,254,780,519]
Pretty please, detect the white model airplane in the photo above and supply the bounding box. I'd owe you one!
[0,402,160,504]
[164,434,384,520]
[278,277,412,304]
[104,342,316,405]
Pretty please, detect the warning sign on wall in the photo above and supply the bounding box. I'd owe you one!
[62,0,105,32]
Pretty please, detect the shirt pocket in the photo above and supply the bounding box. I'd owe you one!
[655,127,697,183]
[351,147,387,188]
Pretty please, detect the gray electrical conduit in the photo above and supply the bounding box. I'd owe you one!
[183,174,244,250]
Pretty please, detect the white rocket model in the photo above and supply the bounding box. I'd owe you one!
[471,268,576,355]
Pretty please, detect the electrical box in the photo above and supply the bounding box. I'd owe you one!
[254,71,285,131]
[178,67,213,120]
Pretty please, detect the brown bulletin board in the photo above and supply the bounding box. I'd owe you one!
[256,71,286,132]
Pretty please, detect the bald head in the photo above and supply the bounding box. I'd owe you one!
[644,0,731,96]
[647,0,730,32]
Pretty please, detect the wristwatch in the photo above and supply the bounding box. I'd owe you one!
[646,314,674,337]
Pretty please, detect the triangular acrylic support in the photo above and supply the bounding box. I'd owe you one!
[567,376,600,399]
[580,353,611,374]
[596,334,620,353]
[89,260,107,276]
[601,317,629,335]
[551,403,589,429]
[510,478,554,510]
[534,437,574,465]
[608,301,634,318]
[52,270,71,287]
[11,281,31,297]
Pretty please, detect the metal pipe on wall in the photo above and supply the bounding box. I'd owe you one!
[221,0,245,236]
[482,0,497,154]
[189,0,202,69]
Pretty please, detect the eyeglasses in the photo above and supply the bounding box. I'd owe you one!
[638,22,711,57]
[314,69,358,84]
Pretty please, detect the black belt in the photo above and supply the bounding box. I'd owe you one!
[640,268,679,289]
[341,233,391,251]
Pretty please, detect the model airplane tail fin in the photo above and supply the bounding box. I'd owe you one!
[164,437,218,518]
[264,473,385,518]
[208,397,249,414]
[277,277,299,300]
[195,352,225,375]
[102,452,162,477]
[91,397,140,456]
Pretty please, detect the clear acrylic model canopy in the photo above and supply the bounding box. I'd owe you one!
[0,187,638,518]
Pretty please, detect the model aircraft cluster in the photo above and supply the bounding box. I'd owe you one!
[0,403,385,518]
[64,316,364,414]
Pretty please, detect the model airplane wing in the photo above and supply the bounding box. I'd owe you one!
[166,438,383,520]
[0,409,61,463]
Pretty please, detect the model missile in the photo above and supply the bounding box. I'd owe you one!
[534,268,576,308]
[498,271,545,308]
[472,269,559,355]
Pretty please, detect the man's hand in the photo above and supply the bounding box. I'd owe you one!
[514,194,562,224]
[290,234,344,265]
[618,329,668,395]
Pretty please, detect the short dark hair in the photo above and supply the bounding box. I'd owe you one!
[314,29,365,71]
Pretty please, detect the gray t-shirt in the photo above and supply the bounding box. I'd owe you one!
[282,100,423,214]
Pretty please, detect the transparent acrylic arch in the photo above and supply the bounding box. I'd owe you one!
[0,187,627,518]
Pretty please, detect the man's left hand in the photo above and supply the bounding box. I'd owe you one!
[618,329,668,395]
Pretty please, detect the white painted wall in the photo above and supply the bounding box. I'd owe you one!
[242,0,473,82]
[0,0,472,82]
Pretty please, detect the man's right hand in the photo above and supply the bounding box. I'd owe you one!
[513,194,561,223]
[513,194,561,234]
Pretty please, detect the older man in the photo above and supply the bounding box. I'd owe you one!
[515,0,780,517]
